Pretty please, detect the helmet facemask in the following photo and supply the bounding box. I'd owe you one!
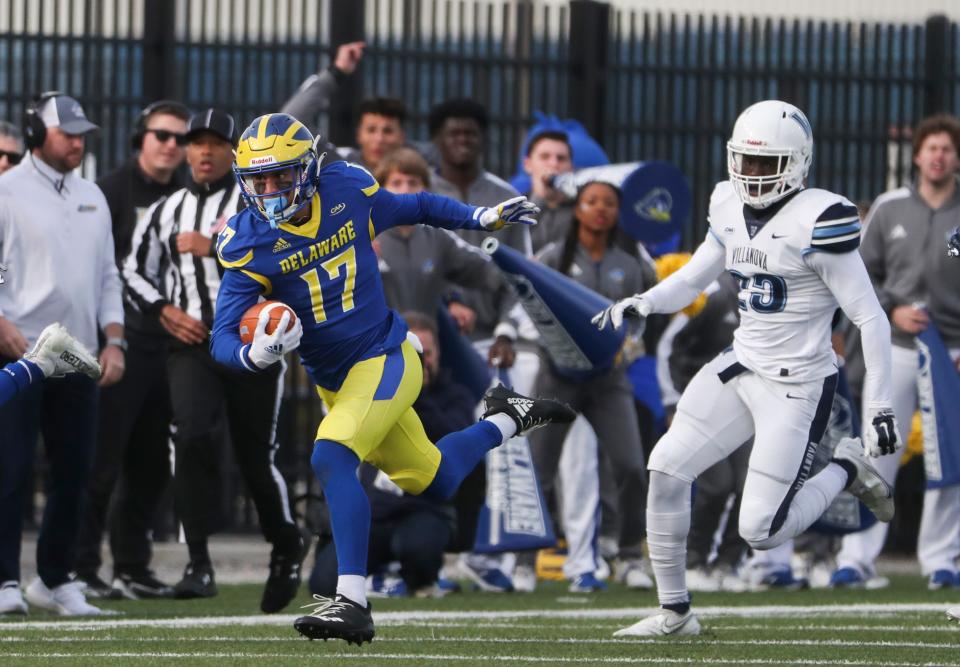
[235,150,318,229]
[727,144,809,209]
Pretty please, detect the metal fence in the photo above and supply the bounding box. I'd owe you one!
[2,1,958,238]
[2,0,959,529]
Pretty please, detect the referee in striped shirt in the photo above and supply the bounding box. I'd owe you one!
[122,109,305,613]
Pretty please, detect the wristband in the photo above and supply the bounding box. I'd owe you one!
[106,336,128,352]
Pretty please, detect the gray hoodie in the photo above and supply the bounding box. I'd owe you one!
[860,180,960,348]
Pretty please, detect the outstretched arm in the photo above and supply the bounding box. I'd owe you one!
[370,188,538,236]
[594,232,725,330]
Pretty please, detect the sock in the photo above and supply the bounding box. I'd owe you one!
[311,439,370,580]
[646,471,693,607]
[663,600,691,615]
[187,540,211,566]
[830,457,858,489]
[337,574,367,607]
[421,421,502,501]
[484,413,517,441]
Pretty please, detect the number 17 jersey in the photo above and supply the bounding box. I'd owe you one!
[706,181,862,383]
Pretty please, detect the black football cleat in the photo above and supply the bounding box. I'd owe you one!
[294,594,375,646]
[173,561,218,599]
[481,384,576,436]
[112,569,174,600]
[261,533,309,613]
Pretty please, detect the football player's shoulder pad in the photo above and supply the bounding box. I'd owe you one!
[793,188,861,254]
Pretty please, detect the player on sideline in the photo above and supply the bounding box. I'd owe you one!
[209,113,575,644]
[594,100,899,637]
[0,323,101,407]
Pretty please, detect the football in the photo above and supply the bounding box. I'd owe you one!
[239,300,297,344]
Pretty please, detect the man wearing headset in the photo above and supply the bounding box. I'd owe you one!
[0,91,124,616]
[74,100,191,601]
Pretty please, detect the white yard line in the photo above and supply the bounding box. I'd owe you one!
[0,652,955,666]
[0,635,956,650]
[0,602,951,632]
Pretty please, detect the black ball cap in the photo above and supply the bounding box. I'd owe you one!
[185,108,237,144]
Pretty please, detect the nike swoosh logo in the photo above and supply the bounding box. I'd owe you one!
[771,233,788,239]
[662,614,690,632]
[785,393,804,400]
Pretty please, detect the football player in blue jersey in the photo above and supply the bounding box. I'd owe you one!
[0,323,101,407]
[210,113,575,644]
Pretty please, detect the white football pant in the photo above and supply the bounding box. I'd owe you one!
[646,349,849,605]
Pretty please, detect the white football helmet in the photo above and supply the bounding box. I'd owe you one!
[727,100,813,209]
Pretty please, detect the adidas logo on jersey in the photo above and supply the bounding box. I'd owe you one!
[889,224,907,241]
[272,238,292,253]
[507,397,533,417]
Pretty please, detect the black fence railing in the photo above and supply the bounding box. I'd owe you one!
[2,0,958,531]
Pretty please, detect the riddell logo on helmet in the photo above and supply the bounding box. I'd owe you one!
[744,139,765,145]
[249,156,276,166]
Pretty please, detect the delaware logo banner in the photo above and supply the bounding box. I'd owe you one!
[473,370,556,554]
[916,321,960,489]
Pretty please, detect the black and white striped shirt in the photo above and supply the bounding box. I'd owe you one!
[122,172,242,329]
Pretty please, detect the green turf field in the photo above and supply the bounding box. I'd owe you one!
[2,576,958,666]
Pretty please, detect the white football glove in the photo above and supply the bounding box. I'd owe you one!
[591,295,652,332]
[246,307,302,369]
[863,407,900,458]
[477,196,540,231]
[23,322,101,380]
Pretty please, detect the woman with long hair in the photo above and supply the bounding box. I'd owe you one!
[525,180,654,592]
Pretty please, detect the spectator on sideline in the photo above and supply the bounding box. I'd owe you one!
[0,121,24,176]
[832,113,960,590]
[0,92,124,616]
[122,109,305,613]
[74,100,191,600]
[524,130,575,253]
[523,181,653,593]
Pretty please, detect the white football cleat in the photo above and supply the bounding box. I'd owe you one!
[832,437,894,522]
[613,608,701,637]
[947,606,960,623]
[512,565,537,593]
[0,581,27,615]
[24,578,103,616]
[23,323,101,380]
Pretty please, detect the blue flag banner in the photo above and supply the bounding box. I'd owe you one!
[473,368,557,554]
[545,161,691,247]
[435,305,492,405]
[810,366,879,535]
[482,237,626,381]
[916,322,960,489]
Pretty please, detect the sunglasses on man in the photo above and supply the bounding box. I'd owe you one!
[145,128,187,146]
[0,150,22,165]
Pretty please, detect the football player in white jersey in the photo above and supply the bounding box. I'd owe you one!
[593,100,900,637]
